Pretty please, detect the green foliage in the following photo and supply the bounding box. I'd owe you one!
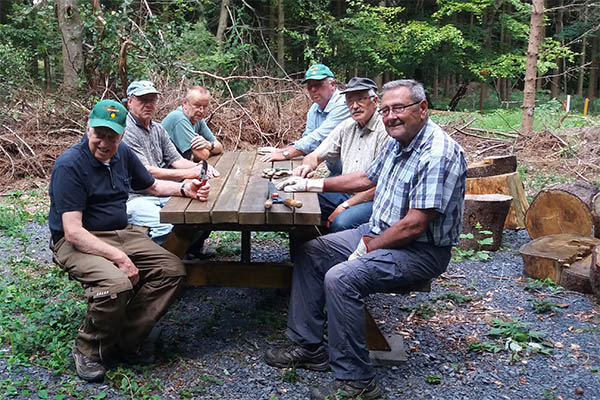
[524,278,564,296]
[452,222,492,262]
[401,301,437,320]
[0,256,85,374]
[425,374,442,385]
[434,291,473,305]
[105,367,163,400]
[528,298,560,314]
[280,365,303,384]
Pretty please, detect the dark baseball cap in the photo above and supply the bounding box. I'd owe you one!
[301,64,334,84]
[340,77,378,94]
[89,100,127,134]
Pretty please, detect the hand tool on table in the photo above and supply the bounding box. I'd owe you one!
[264,180,303,209]
[199,159,208,186]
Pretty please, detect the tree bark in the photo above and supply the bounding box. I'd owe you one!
[520,0,544,135]
[216,0,231,48]
[277,0,284,68]
[55,0,83,91]
[459,194,513,252]
[587,34,598,101]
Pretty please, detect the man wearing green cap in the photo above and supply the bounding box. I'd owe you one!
[260,64,350,176]
[49,99,210,383]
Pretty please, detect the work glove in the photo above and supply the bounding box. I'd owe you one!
[257,146,279,155]
[348,235,375,261]
[276,177,324,192]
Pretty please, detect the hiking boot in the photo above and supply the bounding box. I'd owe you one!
[119,348,156,365]
[183,245,217,263]
[310,377,382,400]
[72,346,106,383]
[264,344,329,371]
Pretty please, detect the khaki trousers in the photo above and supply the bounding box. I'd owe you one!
[52,225,186,361]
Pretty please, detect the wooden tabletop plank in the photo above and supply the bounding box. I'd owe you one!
[211,151,256,223]
[238,155,272,225]
[160,196,192,224]
[185,152,239,224]
[291,159,322,225]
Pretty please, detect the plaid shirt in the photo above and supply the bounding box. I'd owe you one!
[366,119,466,246]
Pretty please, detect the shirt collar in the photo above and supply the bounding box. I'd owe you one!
[127,112,154,132]
[362,111,382,133]
[319,89,343,113]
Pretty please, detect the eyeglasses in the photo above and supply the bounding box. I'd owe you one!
[345,95,373,106]
[378,101,420,116]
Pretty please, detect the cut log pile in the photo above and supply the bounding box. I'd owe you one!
[519,181,600,297]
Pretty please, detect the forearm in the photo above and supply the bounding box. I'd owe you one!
[146,166,194,181]
[302,152,321,171]
[323,171,374,193]
[367,209,436,251]
[211,140,223,155]
[347,187,376,206]
[192,148,211,162]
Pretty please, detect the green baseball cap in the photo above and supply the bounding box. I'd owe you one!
[301,64,334,84]
[89,100,128,135]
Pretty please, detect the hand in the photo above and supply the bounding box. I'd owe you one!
[326,204,345,228]
[207,164,220,178]
[260,151,286,163]
[276,177,324,192]
[293,164,314,178]
[184,179,211,201]
[257,146,279,155]
[114,252,140,286]
[348,235,375,261]
[190,135,211,150]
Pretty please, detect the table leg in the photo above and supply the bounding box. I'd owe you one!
[241,231,251,263]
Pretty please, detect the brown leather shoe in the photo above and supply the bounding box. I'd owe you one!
[310,377,382,400]
[264,344,329,371]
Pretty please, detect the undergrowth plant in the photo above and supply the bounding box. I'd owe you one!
[524,278,564,295]
[452,223,493,262]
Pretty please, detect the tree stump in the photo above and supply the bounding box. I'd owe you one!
[459,194,513,251]
[466,171,529,229]
[519,234,600,283]
[467,155,517,178]
[525,181,600,240]
[560,255,593,294]
[590,245,600,297]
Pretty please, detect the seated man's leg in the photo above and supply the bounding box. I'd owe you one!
[329,201,373,233]
[265,225,365,370]
[52,236,134,381]
[325,159,342,177]
[323,241,452,381]
[317,192,351,222]
[117,225,186,353]
[126,196,173,245]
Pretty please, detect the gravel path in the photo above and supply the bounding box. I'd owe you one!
[1,226,600,399]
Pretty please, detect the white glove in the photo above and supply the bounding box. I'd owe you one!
[257,146,279,155]
[348,235,374,261]
[276,177,324,192]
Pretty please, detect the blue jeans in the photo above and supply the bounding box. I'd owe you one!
[286,223,451,380]
[318,193,373,232]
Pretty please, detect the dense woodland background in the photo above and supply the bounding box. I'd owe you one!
[0,0,600,185]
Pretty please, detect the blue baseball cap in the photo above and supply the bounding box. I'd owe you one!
[126,80,161,97]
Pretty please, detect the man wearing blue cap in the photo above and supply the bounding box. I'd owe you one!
[123,80,217,260]
[279,77,389,232]
[260,64,350,176]
[49,99,210,383]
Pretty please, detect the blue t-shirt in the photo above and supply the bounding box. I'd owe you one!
[161,106,216,155]
[49,135,155,236]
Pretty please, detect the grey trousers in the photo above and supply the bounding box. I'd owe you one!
[286,223,451,380]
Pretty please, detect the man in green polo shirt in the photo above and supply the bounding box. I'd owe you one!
[162,86,223,161]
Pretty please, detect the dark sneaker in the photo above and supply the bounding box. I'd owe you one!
[119,348,155,365]
[310,377,382,400]
[183,246,217,263]
[264,344,329,371]
[72,346,106,383]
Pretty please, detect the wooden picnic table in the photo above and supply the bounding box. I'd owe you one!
[160,150,322,288]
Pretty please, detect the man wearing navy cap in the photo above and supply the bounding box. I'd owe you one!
[49,99,210,383]
[260,64,350,176]
[277,77,389,232]
[123,80,217,260]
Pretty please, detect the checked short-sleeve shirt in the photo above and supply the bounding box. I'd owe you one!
[366,119,466,246]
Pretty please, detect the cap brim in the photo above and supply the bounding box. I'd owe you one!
[301,74,331,84]
[340,86,376,94]
[89,119,125,135]
[129,88,161,97]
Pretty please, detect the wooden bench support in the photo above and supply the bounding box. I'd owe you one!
[185,261,293,288]
[366,280,432,365]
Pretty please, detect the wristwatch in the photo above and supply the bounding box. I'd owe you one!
[282,150,291,159]
[341,201,351,210]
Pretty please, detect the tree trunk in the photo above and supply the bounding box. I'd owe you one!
[459,194,513,252]
[588,34,598,101]
[44,52,51,90]
[578,37,587,97]
[525,181,600,240]
[520,0,544,135]
[277,0,284,68]
[55,0,83,91]
[216,0,231,48]
[433,64,439,100]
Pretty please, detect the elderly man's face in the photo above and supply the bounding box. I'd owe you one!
[380,86,428,146]
[87,126,122,163]
[345,90,377,127]
[182,91,211,125]
[306,78,336,109]
[128,93,158,124]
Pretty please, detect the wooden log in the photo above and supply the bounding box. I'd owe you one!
[591,245,600,297]
[560,255,593,294]
[519,234,600,283]
[467,155,517,178]
[525,181,600,240]
[466,171,529,229]
[459,194,513,251]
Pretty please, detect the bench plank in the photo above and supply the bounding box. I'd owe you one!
[185,262,293,288]
[185,152,239,224]
[211,151,256,223]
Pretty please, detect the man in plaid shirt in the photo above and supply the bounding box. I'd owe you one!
[266,79,467,400]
